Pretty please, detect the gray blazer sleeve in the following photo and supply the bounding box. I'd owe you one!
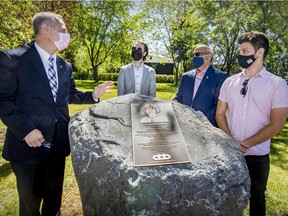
[117,67,126,96]
[148,68,156,97]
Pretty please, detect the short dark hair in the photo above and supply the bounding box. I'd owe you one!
[32,12,64,36]
[238,31,269,59]
[133,40,149,61]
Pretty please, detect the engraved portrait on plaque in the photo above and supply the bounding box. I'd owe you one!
[140,103,169,124]
[131,101,191,167]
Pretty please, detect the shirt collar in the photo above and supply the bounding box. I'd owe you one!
[240,70,249,79]
[133,62,144,70]
[258,67,269,77]
[196,66,209,75]
[240,66,268,79]
[34,42,56,61]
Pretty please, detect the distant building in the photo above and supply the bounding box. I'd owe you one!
[145,58,174,75]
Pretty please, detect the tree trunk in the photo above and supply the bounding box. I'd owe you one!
[174,64,179,86]
[93,66,99,82]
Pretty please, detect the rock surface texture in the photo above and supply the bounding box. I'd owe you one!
[69,94,250,216]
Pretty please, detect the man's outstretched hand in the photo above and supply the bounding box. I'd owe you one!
[92,81,115,99]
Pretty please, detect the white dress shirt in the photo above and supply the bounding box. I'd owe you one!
[34,42,58,89]
[133,63,144,94]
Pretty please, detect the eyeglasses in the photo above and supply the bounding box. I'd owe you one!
[240,79,249,97]
[132,47,143,52]
[192,52,210,57]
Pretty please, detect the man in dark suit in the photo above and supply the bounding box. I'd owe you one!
[174,44,227,127]
[0,12,113,216]
[117,40,156,97]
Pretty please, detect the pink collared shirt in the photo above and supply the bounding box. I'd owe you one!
[219,67,288,156]
[193,67,208,100]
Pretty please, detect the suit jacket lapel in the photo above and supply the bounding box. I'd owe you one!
[129,64,135,92]
[190,70,197,105]
[141,65,148,93]
[56,57,65,102]
[28,45,54,101]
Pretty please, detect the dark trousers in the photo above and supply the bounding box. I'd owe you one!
[11,146,66,216]
[245,154,270,216]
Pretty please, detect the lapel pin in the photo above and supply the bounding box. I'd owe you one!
[60,65,63,69]
[206,76,209,79]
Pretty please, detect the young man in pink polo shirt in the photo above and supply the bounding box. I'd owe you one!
[216,31,288,216]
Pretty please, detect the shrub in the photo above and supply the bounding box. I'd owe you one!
[72,71,93,80]
[156,74,175,83]
[98,73,119,81]
[74,72,175,83]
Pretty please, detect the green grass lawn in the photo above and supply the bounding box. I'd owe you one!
[0,81,288,215]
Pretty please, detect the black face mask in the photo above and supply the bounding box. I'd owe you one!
[237,54,256,68]
[132,49,143,61]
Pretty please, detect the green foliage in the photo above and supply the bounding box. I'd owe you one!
[1,1,287,81]
[72,71,93,80]
[156,83,177,100]
[143,0,288,78]
[170,4,208,72]
[74,72,176,84]
[0,1,35,50]
[73,0,133,82]
[99,62,121,74]
[194,0,247,75]
[0,0,79,51]
[73,79,96,90]
[249,1,288,78]
[156,74,175,83]
[98,73,119,82]
[270,127,288,170]
[194,0,288,76]
[144,0,195,85]
[73,48,92,74]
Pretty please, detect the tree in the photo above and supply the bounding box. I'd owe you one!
[74,0,133,82]
[0,0,80,65]
[144,0,195,85]
[33,1,80,65]
[245,1,288,78]
[196,0,288,78]
[195,0,252,75]
[0,1,36,50]
[170,5,208,72]
[1,0,287,81]
[144,0,212,85]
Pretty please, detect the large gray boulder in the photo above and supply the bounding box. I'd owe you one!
[69,94,250,216]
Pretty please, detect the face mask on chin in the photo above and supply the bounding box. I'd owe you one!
[49,27,70,51]
[237,54,256,68]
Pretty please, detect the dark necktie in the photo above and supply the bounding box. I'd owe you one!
[48,56,58,102]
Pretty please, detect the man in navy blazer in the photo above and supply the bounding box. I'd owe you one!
[0,12,113,216]
[174,44,227,127]
[118,40,156,97]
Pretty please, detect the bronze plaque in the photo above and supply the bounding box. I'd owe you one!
[131,101,191,167]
